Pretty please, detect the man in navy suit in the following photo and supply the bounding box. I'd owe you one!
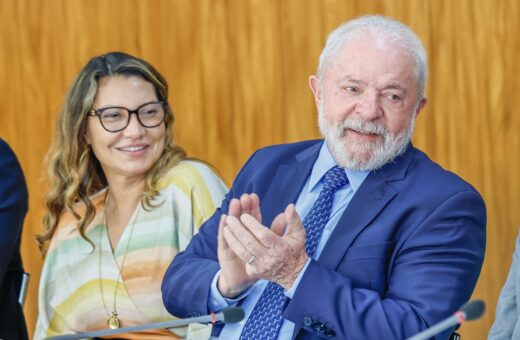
[162,15,486,339]
[0,139,29,340]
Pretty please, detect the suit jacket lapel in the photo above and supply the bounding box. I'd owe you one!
[319,146,416,269]
[261,142,322,226]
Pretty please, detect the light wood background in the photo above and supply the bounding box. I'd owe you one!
[1,0,518,338]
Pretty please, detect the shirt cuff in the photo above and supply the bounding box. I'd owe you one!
[208,270,252,312]
[284,258,311,299]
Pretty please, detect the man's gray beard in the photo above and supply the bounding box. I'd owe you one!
[318,107,415,171]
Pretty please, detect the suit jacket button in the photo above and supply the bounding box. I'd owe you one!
[303,316,313,327]
[312,321,325,332]
[324,329,335,337]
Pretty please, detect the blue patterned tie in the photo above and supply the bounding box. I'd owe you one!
[239,166,348,340]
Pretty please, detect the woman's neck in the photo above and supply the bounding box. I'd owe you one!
[103,175,145,250]
[105,175,145,211]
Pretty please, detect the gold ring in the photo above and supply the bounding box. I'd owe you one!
[247,255,256,265]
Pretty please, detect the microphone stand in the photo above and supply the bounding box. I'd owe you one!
[45,307,244,340]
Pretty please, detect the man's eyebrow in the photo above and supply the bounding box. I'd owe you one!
[338,77,409,95]
[382,83,407,93]
[339,75,366,85]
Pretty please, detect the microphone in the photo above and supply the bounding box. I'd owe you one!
[406,300,485,340]
[45,306,245,340]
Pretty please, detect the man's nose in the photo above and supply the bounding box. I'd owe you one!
[356,92,383,120]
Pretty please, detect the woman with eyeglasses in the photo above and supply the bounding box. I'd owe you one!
[35,52,227,339]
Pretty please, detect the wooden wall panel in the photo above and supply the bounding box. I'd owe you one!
[0,1,518,338]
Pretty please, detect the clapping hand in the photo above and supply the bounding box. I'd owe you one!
[217,193,262,298]
[217,193,308,298]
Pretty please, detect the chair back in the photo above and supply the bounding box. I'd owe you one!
[18,272,30,307]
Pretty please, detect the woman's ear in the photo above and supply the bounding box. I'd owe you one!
[85,127,91,144]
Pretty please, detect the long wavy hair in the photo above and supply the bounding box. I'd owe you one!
[37,52,186,254]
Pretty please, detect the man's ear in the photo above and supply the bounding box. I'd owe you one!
[309,75,322,109]
[414,97,428,117]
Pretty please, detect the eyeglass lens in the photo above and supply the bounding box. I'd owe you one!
[99,102,165,131]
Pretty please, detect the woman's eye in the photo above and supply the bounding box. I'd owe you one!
[140,109,157,117]
[101,110,124,120]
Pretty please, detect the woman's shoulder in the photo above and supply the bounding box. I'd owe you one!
[158,160,226,191]
[47,190,105,252]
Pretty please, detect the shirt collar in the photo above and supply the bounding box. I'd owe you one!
[307,142,370,193]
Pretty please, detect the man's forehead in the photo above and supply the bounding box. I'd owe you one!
[324,39,416,80]
[344,29,407,50]
[341,34,412,59]
[338,75,409,90]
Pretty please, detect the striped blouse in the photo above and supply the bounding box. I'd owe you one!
[35,161,227,339]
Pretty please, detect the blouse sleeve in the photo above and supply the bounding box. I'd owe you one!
[488,230,520,339]
[34,248,72,339]
[190,164,227,227]
[166,161,227,252]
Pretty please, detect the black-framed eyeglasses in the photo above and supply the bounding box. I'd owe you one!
[88,100,167,132]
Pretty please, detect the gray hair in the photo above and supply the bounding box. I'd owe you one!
[317,15,428,100]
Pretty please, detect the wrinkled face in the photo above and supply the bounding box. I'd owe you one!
[86,75,165,182]
[310,36,426,171]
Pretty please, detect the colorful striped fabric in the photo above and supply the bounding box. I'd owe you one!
[35,161,227,339]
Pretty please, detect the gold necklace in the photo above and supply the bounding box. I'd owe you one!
[98,190,140,329]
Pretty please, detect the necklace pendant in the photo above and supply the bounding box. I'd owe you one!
[108,312,120,329]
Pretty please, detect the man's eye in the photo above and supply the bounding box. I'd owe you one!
[382,93,401,101]
[344,86,359,94]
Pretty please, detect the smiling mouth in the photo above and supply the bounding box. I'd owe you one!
[118,145,148,152]
[348,127,380,136]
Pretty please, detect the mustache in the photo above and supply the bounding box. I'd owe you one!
[339,117,388,137]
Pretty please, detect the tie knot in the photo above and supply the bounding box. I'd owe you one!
[323,166,348,192]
